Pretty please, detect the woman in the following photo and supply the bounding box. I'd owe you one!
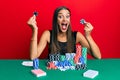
[27,6,101,60]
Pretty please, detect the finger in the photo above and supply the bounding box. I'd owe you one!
[84,27,91,31]
[85,23,93,29]
[30,15,36,22]
[33,15,36,17]
[84,22,89,27]
[30,15,36,21]
[84,22,90,26]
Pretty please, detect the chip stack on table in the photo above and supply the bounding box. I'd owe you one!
[33,58,39,69]
[46,44,87,71]
[82,47,87,64]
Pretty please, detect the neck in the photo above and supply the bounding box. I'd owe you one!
[58,32,66,37]
[58,32,67,42]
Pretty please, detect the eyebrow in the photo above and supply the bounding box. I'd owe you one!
[58,13,70,15]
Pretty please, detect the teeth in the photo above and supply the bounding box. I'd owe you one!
[62,23,67,25]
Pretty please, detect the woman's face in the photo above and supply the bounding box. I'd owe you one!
[57,9,70,33]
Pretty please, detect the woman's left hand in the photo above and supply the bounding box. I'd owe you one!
[84,22,93,37]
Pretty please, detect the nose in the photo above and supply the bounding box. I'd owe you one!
[63,16,66,21]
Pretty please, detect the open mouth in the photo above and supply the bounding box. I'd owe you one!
[61,23,67,30]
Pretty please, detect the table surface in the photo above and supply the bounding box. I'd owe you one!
[0,59,120,80]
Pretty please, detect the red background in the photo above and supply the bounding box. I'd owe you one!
[0,0,120,59]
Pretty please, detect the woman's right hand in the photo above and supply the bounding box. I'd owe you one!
[27,15,38,30]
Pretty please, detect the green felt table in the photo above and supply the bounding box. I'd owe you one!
[0,59,120,80]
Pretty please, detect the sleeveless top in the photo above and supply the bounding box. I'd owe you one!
[49,30,77,55]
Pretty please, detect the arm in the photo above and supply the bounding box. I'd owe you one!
[86,34,101,59]
[84,22,101,59]
[76,22,101,59]
[27,15,50,60]
[30,30,49,60]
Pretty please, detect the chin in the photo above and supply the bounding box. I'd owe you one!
[61,29,68,33]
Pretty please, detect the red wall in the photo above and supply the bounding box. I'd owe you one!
[0,0,120,59]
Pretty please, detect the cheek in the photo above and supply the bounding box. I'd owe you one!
[57,20,61,25]
[66,18,70,24]
[68,19,70,22]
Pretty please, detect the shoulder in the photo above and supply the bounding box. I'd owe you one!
[42,30,50,35]
[76,31,84,39]
[76,31,83,36]
[76,31,85,43]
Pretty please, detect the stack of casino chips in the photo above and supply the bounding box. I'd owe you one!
[82,47,87,64]
[47,44,87,70]
[33,58,39,69]
[75,44,87,70]
[75,63,86,70]
[65,53,76,66]
[74,44,82,64]
[48,53,60,62]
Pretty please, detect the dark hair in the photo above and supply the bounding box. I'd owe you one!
[50,6,75,54]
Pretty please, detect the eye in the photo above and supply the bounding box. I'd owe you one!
[58,15,62,19]
[66,15,70,18]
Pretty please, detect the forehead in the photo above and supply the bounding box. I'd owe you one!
[58,9,70,15]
